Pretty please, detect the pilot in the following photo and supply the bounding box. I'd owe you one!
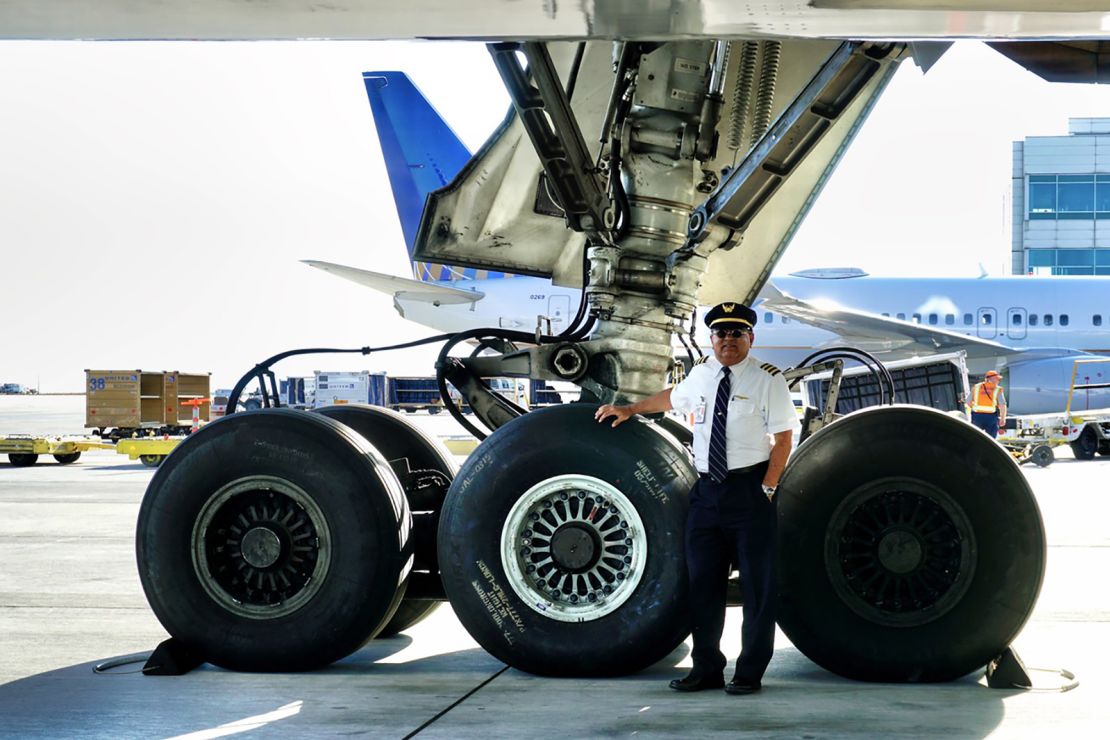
[967,370,1007,438]
[595,301,798,695]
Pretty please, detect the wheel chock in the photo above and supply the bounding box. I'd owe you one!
[142,638,206,676]
[985,646,1032,689]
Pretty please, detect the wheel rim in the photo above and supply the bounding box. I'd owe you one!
[500,474,647,623]
[825,476,976,627]
[192,475,332,619]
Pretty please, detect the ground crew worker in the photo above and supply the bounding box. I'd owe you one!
[595,302,798,695]
[967,370,1007,438]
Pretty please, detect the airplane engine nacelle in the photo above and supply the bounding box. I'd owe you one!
[1006,357,1110,415]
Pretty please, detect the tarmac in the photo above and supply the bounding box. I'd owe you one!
[1,394,1108,738]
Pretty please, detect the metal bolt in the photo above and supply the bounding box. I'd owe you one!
[570,594,579,604]
[603,585,613,595]
[526,564,535,574]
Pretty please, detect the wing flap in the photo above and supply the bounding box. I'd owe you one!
[761,282,1010,359]
[302,260,483,305]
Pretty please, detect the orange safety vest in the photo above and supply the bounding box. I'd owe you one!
[968,382,1002,414]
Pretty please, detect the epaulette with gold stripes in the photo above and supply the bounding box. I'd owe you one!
[759,362,782,377]
[693,356,709,366]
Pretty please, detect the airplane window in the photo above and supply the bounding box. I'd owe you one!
[897,313,906,320]
[1044,314,1054,327]
[912,313,922,323]
[782,316,790,324]
[928,313,938,325]
[1011,313,1023,326]
[764,312,773,324]
[1060,314,1069,327]
[882,312,889,317]
[963,313,973,325]
[945,314,954,325]
[1029,314,1038,327]
[1094,315,1103,327]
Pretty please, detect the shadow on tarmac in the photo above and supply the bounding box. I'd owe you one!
[0,633,1015,738]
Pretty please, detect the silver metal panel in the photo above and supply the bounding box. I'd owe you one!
[3,1,1110,41]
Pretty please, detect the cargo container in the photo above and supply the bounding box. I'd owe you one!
[280,376,315,409]
[313,371,377,407]
[387,375,445,413]
[86,369,209,438]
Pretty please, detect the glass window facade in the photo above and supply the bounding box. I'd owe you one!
[1027,248,1110,275]
[1028,174,1110,220]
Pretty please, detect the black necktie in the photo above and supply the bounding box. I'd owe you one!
[708,367,730,482]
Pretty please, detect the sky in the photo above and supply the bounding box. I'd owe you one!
[2,39,1110,393]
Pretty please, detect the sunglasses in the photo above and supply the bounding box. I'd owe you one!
[712,328,751,339]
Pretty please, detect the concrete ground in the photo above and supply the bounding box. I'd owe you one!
[1,395,1107,738]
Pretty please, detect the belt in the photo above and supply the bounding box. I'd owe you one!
[699,460,767,479]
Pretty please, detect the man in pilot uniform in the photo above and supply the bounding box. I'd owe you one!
[596,302,797,695]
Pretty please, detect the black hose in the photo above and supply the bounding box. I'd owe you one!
[226,335,453,415]
[794,346,895,408]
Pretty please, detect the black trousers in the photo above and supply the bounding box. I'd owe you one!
[685,462,777,682]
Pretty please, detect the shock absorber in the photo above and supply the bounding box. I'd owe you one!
[750,40,782,148]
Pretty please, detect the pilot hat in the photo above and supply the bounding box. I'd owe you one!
[704,302,757,330]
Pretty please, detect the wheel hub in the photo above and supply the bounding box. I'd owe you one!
[825,479,976,627]
[550,523,600,572]
[192,476,332,619]
[876,529,923,574]
[501,474,647,622]
[240,526,283,569]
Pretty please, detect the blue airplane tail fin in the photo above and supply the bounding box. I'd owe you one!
[364,71,511,281]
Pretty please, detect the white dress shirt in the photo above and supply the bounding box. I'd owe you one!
[670,354,798,473]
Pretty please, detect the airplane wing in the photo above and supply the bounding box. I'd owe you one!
[302,260,484,305]
[760,282,1014,360]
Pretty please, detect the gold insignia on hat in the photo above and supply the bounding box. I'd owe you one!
[722,303,735,313]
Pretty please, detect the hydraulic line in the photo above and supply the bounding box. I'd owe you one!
[796,346,896,408]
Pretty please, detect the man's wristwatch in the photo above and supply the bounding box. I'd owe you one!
[762,484,777,498]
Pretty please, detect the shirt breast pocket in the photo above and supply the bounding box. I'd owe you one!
[731,399,757,416]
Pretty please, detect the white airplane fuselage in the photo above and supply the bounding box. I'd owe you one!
[394,272,1110,415]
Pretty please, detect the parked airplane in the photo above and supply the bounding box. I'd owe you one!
[307,71,1110,415]
[59,1,1092,693]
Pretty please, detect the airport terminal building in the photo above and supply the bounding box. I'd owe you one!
[1012,117,1110,275]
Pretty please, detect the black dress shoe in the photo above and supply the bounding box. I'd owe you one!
[724,678,762,695]
[669,672,725,692]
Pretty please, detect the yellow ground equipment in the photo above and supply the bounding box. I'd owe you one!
[1,435,113,466]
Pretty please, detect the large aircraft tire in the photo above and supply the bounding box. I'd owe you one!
[777,406,1045,682]
[315,404,456,637]
[438,404,696,677]
[136,409,412,672]
[53,452,81,464]
[8,453,38,467]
